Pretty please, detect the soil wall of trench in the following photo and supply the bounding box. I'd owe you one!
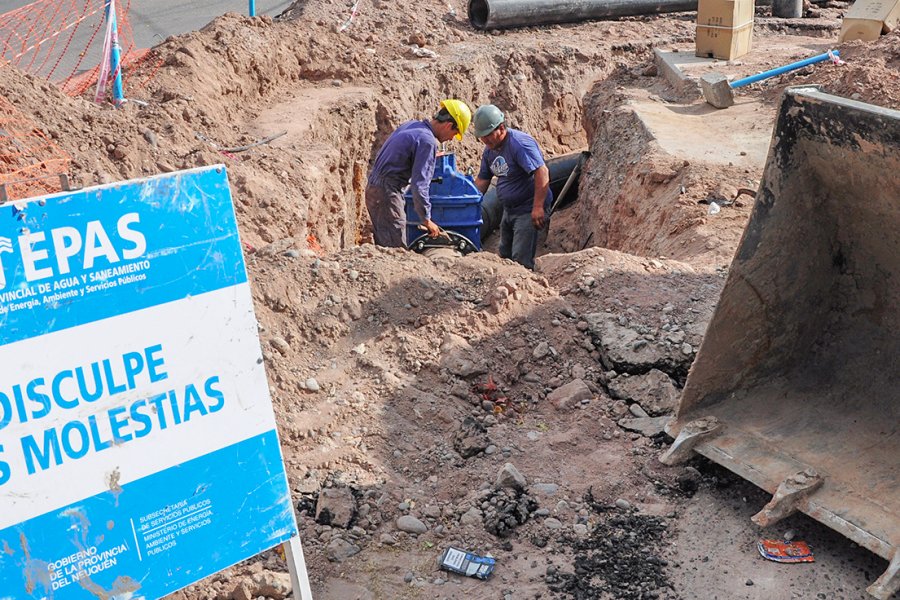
[545,72,758,267]
[0,12,616,256]
[1,10,750,268]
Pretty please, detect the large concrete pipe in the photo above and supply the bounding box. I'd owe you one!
[480,151,586,242]
[469,0,697,29]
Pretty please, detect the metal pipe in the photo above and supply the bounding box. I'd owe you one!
[772,0,802,17]
[730,51,838,89]
[469,0,697,30]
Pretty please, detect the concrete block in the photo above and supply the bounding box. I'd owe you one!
[700,73,735,108]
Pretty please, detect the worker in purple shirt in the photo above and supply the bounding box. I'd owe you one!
[365,99,472,247]
[473,104,552,270]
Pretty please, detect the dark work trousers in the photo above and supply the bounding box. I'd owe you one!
[499,210,547,271]
[365,184,407,248]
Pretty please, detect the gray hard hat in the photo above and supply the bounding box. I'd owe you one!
[472,104,505,137]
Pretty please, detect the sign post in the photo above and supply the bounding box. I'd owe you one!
[0,165,310,599]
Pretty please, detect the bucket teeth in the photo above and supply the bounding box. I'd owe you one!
[659,416,721,465]
[751,469,824,527]
[867,548,900,600]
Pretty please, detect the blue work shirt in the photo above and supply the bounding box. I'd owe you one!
[367,119,438,221]
[478,128,552,216]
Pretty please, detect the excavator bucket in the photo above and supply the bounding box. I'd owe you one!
[662,87,900,599]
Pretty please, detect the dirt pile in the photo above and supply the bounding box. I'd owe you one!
[783,30,900,109]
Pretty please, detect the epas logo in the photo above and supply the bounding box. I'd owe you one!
[0,213,146,291]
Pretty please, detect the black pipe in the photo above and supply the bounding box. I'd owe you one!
[480,151,586,242]
[772,0,802,17]
[469,0,698,30]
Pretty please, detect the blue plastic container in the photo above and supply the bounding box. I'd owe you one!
[404,153,483,250]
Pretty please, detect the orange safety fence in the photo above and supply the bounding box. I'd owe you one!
[0,94,71,202]
[0,0,161,100]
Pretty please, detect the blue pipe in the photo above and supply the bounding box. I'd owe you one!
[730,50,838,89]
[105,0,125,107]
[249,0,256,16]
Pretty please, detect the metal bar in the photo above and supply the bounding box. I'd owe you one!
[549,151,588,214]
[249,0,257,16]
[468,0,697,30]
[730,51,837,89]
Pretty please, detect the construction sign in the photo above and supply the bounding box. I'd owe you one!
[0,166,298,598]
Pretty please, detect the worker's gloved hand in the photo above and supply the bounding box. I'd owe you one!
[423,219,441,238]
[531,207,546,230]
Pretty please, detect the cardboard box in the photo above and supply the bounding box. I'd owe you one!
[698,0,755,27]
[839,0,900,41]
[696,0,755,60]
[696,23,754,59]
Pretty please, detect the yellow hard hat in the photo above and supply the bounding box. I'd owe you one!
[440,99,472,141]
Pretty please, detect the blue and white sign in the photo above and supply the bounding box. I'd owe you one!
[0,166,297,599]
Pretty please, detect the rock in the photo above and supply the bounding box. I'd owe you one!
[617,416,673,437]
[232,582,252,600]
[607,369,680,416]
[303,377,320,392]
[380,533,397,545]
[544,517,563,530]
[531,483,559,496]
[482,488,538,536]
[573,523,588,536]
[142,129,158,147]
[396,515,428,534]
[422,505,441,519]
[404,571,415,583]
[682,343,694,355]
[615,498,632,510]
[248,571,292,599]
[665,330,685,345]
[533,342,551,359]
[270,337,291,355]
[584,313,693,375]
[547,379,592,410]
[459,507,483,526]
[677,466,702,494]
[325,538,361,562]
[440,333,488,378]
[408,31,427,46]
[571,363,587,380]
[609,400,629,418]
[629,403,649,418]
[496,462,527,491]
[453,416,490,458]
[315,486,357,528]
